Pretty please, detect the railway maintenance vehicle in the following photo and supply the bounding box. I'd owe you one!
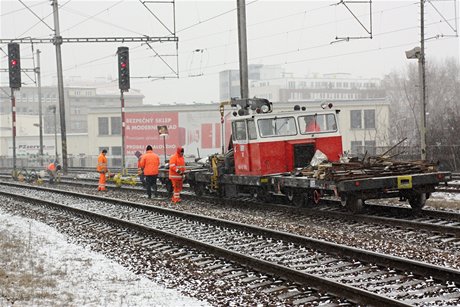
[159,98,451,212]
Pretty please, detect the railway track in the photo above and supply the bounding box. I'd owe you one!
[1,169,460,192]
[2,174,460,245]
[10,172,460,231]
[0,195,332,306]
[2,178,460,275]
[0,183,459,305]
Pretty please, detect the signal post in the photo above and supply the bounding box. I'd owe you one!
[117,47,130,173]
[8,43,21,172]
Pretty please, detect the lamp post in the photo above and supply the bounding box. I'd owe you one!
[160,134,167,164]
[49,105,58,161]
[405,46,426,160]
[405,0,427,160]
[157,125,169,164]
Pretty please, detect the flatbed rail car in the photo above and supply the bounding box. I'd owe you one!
[182,170,451,212]
[157,98,452,212]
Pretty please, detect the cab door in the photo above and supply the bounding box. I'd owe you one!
[232,120,251,175]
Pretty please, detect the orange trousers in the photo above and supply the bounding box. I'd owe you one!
[98,172,107,191]
[171,179,183,203]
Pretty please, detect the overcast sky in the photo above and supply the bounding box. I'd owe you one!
[1,0,459,104]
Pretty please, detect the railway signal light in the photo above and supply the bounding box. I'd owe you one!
[8,43,21,89]
[117,47,130,91]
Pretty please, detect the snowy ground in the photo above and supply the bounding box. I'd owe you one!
[0,210,210,307]
[1,188,458,307]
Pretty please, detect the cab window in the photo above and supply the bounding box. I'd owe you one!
[232,120,247,141]
[299,113,337,134]
[247,119,257,140]
[258,117,297,137]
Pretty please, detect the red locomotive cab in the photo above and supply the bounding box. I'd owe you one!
[231,105,343,176]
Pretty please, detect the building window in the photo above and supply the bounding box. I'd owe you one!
[364,110,375,129]
[111,117,121,135]
[351,141,362,155]
[288,81,296,89]
[350,110,362,129]
[302,92,310,99]
[111,146,122,156]
[98,117,109,135]
[364,141,376,155]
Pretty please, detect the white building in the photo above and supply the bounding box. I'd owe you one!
[0,98,389,168]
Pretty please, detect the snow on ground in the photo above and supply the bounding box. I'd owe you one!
[0,210,210,307]
[431,192,460,202]
[1,183,458,307]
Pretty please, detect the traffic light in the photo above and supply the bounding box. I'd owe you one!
[117,47,130,91]
[8,43,21,89]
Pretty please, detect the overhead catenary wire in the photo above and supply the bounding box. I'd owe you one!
[2,1,457,93]
[176,0,259,34]
[60,0,127,35]
[156,35,457,81]
[34,1,426,79]
[0,1,48,17]
[17,0,54,32]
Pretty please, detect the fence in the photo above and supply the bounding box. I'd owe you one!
[0,155,140,171]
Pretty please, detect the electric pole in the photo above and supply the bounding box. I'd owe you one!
[36,49,44,166]
[51,0,68,172]
[420,0,427,160]
[237,0,249,99]
[1,1,178,172]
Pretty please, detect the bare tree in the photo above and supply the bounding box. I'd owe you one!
[382,58,460,170]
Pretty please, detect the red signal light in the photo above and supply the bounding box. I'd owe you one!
[11,59,17,66]
[121,62,127,68]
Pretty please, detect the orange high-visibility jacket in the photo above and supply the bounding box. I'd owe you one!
[47,163,56,171]
[169,153,185,180]
[97,153,108,173]
[139,150,160,176]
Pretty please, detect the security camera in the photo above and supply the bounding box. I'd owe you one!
[405,47,421,59]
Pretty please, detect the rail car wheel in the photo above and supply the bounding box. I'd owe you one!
[408,192,427,211]
[345,196,364,213]
[165,180,173,195]
[292,193,307,207]
[253,187,269,202]
[313,190,322,205]
[194,182,206,196]
[286,188,295,202]
[286,189,307,207]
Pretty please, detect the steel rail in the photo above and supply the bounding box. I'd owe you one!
[0,181,459,286]
[2,174,460,237]
[0,188,410,306]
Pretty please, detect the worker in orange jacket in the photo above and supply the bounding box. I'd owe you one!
[169,147,185,203]
[97,149,108,191]
[47,161,60,184]
[139,145,160,199]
